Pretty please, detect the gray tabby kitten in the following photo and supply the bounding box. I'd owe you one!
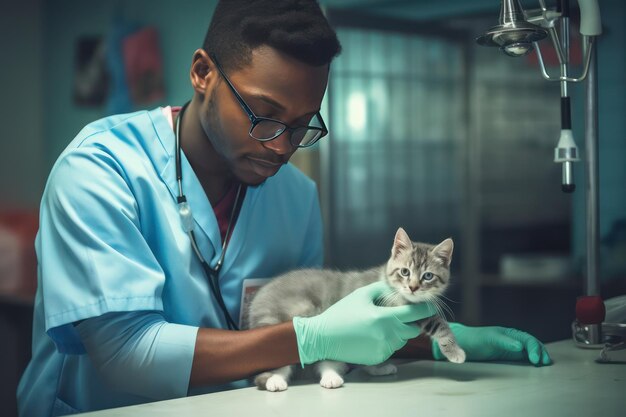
[248,227,465,391]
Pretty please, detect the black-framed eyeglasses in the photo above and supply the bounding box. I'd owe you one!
[209,53,328,148]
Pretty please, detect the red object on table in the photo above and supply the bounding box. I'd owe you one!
[575,295,606,325]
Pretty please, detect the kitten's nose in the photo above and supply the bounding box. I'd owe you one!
[409,284,419,293]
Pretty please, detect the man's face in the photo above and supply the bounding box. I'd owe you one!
[197,46,329,185]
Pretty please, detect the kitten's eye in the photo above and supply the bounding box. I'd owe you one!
[422,272,434,281]
[400,268,411,277]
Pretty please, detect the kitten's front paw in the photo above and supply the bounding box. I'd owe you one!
[363,363,398,376]
[320,373,344,389]
[266,375,289,392]
[444,347,466,364]
[439,339,466,364]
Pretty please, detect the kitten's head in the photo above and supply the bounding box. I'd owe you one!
[384,227,453,304]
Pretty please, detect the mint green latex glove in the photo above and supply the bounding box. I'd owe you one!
[432,323,552,366]
[293,281,436,366]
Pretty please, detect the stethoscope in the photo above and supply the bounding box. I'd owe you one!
[175,102,241,330]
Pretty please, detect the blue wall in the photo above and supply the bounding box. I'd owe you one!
[43,0,218,166]
[0,0,45,206]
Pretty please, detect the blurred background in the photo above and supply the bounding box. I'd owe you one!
[0,0,624,415]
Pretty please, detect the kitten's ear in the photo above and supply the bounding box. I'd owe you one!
[432,238,454,267]
[392,228,412,258]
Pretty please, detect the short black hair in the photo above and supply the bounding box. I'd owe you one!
[203,0,341,72]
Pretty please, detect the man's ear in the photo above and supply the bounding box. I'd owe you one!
[190,49,217,96]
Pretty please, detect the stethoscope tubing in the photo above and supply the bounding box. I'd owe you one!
[175,102,240,330]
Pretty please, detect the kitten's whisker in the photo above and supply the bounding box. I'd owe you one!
[391,293,401,306]
[392,291,404,306]
[379,295,392,307]
[435,304,445,320]
[434,297,451,321]
[386,292,399,306]
[378,290,401,307]
[426,294,446,320]
[435,296,455,320]
[430,297,442,318]
[438,294,460,304]
[439,300,454,320]
[377,294,390,306]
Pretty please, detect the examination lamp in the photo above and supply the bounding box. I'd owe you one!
[476,0,548,57]
[477,0,604,346]
[477,0,601,194]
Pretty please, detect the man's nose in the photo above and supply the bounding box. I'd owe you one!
[261,131,294,155]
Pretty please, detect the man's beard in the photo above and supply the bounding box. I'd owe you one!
[202,90,260,185]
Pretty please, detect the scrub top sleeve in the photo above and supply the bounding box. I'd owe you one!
[75,311,198,400]
[40,148,166,353]
[298,185,323,268]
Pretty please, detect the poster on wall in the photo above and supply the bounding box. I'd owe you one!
[73,36,109,107]
[122,27,165,106]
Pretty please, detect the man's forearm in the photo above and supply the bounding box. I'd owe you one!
[393,334,434,359]
[190,321,300,388]
[191,324,433,388]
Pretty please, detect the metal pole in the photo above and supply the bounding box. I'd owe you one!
[585,39,600,297]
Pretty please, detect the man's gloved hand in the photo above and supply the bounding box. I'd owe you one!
[432,323,552,366]
[293,281,436,367]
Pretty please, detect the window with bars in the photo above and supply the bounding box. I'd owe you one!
[322,21,567,277]
[324,27,466,270]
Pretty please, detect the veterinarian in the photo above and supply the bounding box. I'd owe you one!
[17,1,550,415]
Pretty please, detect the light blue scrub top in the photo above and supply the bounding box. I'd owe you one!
[17,108,323,416]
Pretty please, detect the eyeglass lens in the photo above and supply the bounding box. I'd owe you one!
[250,120,323,147]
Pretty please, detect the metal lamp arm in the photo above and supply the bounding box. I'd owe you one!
[534,36,595,83]
[530,0,601,83]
